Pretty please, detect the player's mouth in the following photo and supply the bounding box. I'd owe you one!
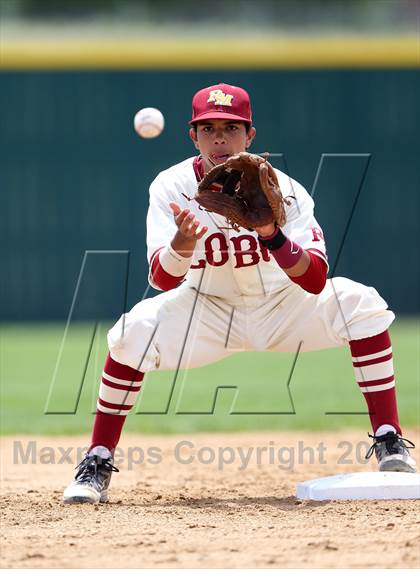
[210,153,231,164]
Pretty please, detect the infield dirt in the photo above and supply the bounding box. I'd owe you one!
[1,430,419,569]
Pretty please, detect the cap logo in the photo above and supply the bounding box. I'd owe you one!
[207,89,234,107]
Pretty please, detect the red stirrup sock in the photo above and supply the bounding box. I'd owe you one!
[90,353,144,453]
[349,330,401,435]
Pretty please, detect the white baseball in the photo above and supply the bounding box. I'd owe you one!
[134,107,165,139]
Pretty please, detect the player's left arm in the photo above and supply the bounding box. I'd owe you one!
[255,178,328,294]
[256,221,310,275]
[256,222,327,294]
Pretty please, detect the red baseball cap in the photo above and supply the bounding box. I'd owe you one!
[189,83,252,125]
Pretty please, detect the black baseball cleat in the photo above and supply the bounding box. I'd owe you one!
[365,432,417,473]
[63,452,119,504]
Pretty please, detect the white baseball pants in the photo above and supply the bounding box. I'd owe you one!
[107,277,394,373]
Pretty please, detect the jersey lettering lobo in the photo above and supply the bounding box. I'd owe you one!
[190,229,325,270]
[190,232,271,269]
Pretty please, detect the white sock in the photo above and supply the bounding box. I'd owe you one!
[375,424,397,437]
[89,445,112,460]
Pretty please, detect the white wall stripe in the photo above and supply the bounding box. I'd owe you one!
[102,371,142,386]
[97,402,129,415]
[360,380,395,393]
[354,360,394,382]
[99,384,139,406]
[352,346,392,363]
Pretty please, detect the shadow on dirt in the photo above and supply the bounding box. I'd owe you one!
[112,495,329,511]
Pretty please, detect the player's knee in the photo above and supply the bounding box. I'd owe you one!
[332,277,394,340]
[334,277,385,310]
[107,309,159,371]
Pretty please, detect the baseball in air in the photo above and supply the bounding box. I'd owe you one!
[134,107,165,138]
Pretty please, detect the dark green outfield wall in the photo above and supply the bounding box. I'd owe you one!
[1,69,419,320]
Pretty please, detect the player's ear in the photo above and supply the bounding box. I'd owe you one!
[189,128,200,150]
[245,126,256,149]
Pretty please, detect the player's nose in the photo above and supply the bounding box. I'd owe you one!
[214,134,226,144]
[212,127,227,144]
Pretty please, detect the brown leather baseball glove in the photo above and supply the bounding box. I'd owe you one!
[194,152,290,231]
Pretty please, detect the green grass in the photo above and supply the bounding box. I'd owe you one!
[1,319,419,435]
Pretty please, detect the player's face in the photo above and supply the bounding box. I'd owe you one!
[189,120,256,171]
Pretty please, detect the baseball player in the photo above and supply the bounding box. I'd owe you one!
[63,83,416,504]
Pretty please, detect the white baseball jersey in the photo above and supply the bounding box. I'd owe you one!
[146,156,328,298]
[107,156,393,371]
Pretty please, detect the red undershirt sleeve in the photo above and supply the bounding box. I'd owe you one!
[149,247,187,291]
[288,250,328,294]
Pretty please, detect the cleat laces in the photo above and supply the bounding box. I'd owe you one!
[75,455,119,485]
[365,432,415,460]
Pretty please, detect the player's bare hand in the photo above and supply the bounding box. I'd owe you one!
[169,202,208,240]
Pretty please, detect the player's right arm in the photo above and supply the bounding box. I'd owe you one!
[169,202,208,257]
[146,174,207,291]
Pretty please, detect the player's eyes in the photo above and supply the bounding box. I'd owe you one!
[200,125,238,133]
